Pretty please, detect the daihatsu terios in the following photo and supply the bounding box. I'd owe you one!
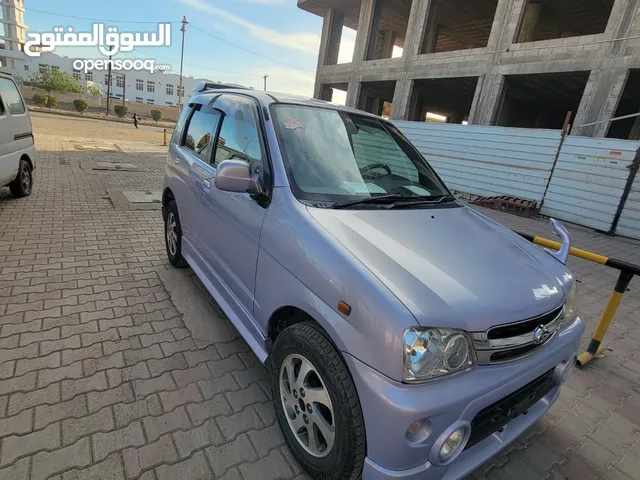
[162,85,584,480]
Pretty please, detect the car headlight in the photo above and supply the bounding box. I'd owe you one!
[563,282,579,326]
[403,328,475,383]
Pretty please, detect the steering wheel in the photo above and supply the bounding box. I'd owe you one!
[360,163,392,177]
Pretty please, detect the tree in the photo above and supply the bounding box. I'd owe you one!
[113,105,128,118]
[29,69,83,95]
[73,99,89,114]
[87,83,102,97]
[150,109,163,124]
[32,94,49,108]
[46,96,58,109]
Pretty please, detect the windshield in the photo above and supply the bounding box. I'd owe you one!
[272,105,450,205]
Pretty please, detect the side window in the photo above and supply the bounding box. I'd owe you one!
[0,78,26,115]
[214,104,264,170]
[182,106,221,163]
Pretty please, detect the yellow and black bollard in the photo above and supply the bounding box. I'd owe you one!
[576,270,634,366]
[518,231,638,368]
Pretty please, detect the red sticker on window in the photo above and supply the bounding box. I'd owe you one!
[284,118,305,130]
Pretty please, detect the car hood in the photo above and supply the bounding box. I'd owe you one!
[307,205,574,332]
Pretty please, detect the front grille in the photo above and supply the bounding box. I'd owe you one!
[465,369,556,451]
[487,306,564,340]
[489,343,539,363]
[472,305,565,365]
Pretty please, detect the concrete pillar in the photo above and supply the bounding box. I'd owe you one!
[317,8,344,68]
[403,0,434,59]
[353,0,381,63]
[468,75,506,125]
[573,69,629,137]
[346,81,363,109]
[517,1,542,43]
[422,24,440,54]
[488,0,528,49]
[374,30,396,59]
[390,78,414,120]
[314,84,333,102]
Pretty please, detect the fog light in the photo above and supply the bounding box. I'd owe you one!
[406,420,431,444]
[439,427,467,463]
[552,356,577,385]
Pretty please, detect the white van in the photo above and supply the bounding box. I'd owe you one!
[0,70,35,197]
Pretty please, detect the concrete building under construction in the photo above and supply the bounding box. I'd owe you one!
[299,0,640,139]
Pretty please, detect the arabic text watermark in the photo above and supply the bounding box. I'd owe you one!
[25,23,171,57]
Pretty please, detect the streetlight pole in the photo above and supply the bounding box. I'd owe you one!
[106,55,112,116]
[263,74,268,91]
[178,16,188,114]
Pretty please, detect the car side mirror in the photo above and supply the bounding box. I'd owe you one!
[214,159,260,195]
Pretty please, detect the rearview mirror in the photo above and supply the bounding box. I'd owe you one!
[214,160,260,194]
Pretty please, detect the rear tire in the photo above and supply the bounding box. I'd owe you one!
[164,200,188,268]
[271,322,366,480]
[9,159,33,198]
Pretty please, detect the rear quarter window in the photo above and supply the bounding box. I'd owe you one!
[0,77,26,115]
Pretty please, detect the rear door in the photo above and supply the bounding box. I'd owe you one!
[179,102,222,256]
[0,76,29,186]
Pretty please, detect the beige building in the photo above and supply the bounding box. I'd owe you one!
[0,0,27,70]
[300,0,640,139]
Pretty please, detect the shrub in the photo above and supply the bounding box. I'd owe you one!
[45,96,58,109]
[73,99,89,114]
[113,105,128,118]
[33,93,49,108]
[150,109,163,124]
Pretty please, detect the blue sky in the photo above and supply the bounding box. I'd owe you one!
[24,0,356,98]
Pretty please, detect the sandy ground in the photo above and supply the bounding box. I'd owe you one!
[30,111,172,145]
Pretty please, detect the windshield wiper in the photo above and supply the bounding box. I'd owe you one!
[332,194,452,210]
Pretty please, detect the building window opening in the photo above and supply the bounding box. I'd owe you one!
[516,0,615,44]
[420,0,499,54]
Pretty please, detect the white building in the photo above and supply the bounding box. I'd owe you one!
[0,0,27,71]
[1,1,225,107]
[21,52,212,107]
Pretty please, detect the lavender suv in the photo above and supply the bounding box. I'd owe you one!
[162,85,584,480]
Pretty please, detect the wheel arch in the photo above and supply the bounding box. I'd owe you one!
[20,153,33,169]
[162,187,175,221]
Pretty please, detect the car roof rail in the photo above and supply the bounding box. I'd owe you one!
[192,81,251,94]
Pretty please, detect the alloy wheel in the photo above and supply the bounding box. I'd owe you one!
[166,212,178,257]
[280,353,336,458]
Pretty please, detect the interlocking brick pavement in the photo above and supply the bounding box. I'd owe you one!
[1,130,639,479]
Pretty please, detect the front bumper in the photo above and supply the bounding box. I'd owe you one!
[345,316,584,480]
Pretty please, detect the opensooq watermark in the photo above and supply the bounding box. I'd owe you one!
[24,23,172,73]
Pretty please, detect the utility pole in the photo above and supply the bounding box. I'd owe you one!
[122,74,126,105]
[178,16,188,114]
[106,55,112,116]
[263,74,268,91]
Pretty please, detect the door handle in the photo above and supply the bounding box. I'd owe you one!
[203,179,211,189]
[174,157,180,164]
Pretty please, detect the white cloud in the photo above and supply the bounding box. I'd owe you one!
[178,0,321,55]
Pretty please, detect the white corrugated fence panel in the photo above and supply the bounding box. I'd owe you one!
[394,121,562,203]
[617,171,640,240]
[540,137,639,232]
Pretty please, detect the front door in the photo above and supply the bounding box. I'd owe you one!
[199,94,270,335]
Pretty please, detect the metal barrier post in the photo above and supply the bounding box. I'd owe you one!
[576,270,635,366]
[163,129,167,146]
[518,230,639,368]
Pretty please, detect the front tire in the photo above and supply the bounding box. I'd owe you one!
[164,200,188,268]
[9,159,33,198]
[271,322,366,480]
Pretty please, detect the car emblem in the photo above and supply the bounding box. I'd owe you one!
[533,325,549,344]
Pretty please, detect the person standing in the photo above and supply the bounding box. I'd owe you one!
[133,113,139,129]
